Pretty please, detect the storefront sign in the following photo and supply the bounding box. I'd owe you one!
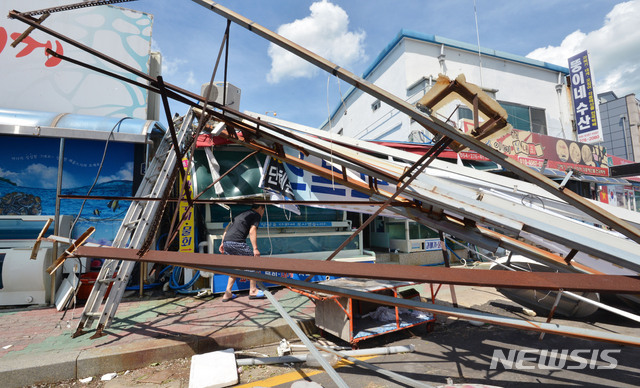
[179,158,194,253]
[480,122,609,176]
[568,51,603,143]
[282,148,399,216]
[259,156,299,214]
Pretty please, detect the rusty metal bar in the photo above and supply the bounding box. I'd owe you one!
[74,246,640,293]
[188,0,640,246]
[45,48,163,94]
[539,289,564,341]
[156,75,192,206]
[72,247,640,346]
[199,20,230,126]
[18,0,136,17]
[564,248,579,265]
[439,231,458,308]
[10,13,49,48]
[47,227,95,274]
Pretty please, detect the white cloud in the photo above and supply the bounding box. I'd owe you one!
[527,0,640,96]
[97,162,134,184]
[1,165,81,189]
[161,56,187,78]
[154,45,197,89]
[267,0,366,84]
[0,167,23,186]
[185,70,197,88]
[25,163,80,189]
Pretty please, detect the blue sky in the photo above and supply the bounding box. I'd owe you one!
[121,0,640,128]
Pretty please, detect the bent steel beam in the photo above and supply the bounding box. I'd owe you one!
[189,0,640,246]
[71,247,640,346]
[219,268,640,348]
[74,246,640,294]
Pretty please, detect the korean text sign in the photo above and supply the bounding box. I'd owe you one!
[568,51,603,143]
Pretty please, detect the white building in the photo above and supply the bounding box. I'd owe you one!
[321,30,573,142]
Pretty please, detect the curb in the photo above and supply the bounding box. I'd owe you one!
[1,318,316,388]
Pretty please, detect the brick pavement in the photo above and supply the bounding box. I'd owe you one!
[0,287,316,387]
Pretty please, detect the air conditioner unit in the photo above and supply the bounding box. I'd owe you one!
[201,82,241,111]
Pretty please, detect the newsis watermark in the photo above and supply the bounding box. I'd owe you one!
[489,348,621,370]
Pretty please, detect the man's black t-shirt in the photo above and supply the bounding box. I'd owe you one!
[224,209,261,242]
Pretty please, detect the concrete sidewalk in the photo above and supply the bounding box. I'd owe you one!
[5,281,630,388]
[0,287,316,388]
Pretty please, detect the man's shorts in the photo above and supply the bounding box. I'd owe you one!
[222,241,254,256]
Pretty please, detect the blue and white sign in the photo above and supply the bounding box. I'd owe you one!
[281,148,400,217]
[568,51,603,144]
[424,238,442,251]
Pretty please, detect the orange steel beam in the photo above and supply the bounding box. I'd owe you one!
[74,246,640,294]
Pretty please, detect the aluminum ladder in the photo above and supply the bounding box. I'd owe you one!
[72,109,196,338]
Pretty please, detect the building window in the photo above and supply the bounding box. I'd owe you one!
[458,106,473,121]
[530,107,547,134]
[371,100,381,111]
[499,101,547,135]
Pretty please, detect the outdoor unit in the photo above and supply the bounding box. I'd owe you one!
[201,82,241,111]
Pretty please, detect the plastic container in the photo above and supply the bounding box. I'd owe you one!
[77,272,114,301]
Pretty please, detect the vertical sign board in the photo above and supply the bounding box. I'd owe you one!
[179,158,194,253]
[258,156,300,214]
[0,0,152,118]
[568,51,603,144]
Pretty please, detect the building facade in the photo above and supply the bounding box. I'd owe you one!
[321,30,573,143]
[598,92,640,162]
[319,30,640,253]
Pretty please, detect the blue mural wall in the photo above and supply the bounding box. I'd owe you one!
[0,135,133,244]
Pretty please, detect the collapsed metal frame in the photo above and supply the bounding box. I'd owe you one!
[72,245,640,348]
[11,6,640,272]
[187,0,640,247]
[8,3,640,384]
[10,3,640,246]
[9,0,640,306]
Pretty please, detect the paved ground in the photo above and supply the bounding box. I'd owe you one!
[0,287,316,388]
[1,283,639,387]
[265,285,640,388]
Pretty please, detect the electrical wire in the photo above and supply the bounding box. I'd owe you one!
[264,203,274,256]
[473,0,484,88]
[69,117,130,235]
[66,117,131,272]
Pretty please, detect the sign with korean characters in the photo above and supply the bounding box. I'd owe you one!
[179,158,194,253]
[568,51,603,143]
[472,119,610,176]
[258,156,300,215]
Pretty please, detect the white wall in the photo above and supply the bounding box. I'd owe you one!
[325,36,574,142]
